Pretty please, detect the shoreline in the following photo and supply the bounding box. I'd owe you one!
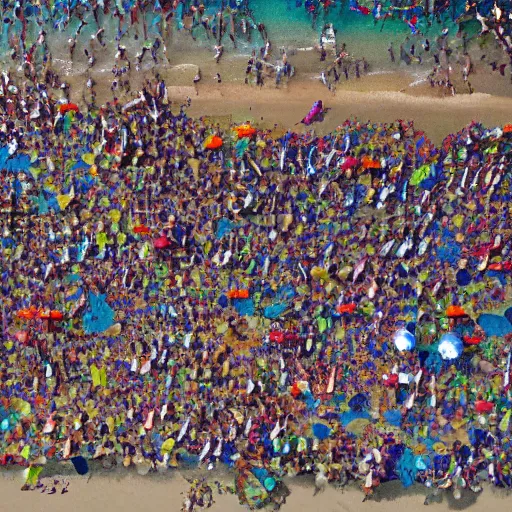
[1,466,511,512]
[165,80,512,145]
[34,44,512,146]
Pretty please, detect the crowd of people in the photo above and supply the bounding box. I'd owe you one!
[0,1,512,100]
[0,59,511,508]
[0,0,512,511]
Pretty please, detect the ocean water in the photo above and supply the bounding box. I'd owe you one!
[0,0,482,89]
[168,0,481,73]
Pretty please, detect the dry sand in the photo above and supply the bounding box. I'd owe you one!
[5,25,512,512]
[166,81,512,145]
[1,469,511,512]
[47,40,512,146]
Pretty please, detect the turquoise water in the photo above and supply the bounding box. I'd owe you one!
[0,0,480,80]
[190,0,480,69]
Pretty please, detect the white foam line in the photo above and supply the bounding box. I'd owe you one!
[409,78,427,87]
[367,70,395,76]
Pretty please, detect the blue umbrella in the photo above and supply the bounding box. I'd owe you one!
[312,423,331,440]
[348,393,369,412]
[438,333,463,360]
[477,314,512,337]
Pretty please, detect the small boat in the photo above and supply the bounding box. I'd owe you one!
[320,23,337,56]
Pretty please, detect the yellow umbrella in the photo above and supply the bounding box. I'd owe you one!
[161,438,176,455]
[230,409,244,425]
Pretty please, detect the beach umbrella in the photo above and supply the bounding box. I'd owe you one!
[383,408,402,426]
[345,418,370,435]
[133,225,151,234]
[477,314,512,337]
[82,153,96,165]
[432,442,449,455]
[59,103,80,115]
[438,333,463,360]
[410,164,430,186]
[341,156,359,170]
[312,422,331,440]
[204,135,223,150]
[488,262,512,271]
[17,306,40,320]
[234,124,257,139]
[336,303,356,314]
[475,400,494,414]
[9,398,31,416]
[161,438,176,455]
[393,329,416,352]
[446,305,467,318]
[348,393,369,412]
[38,310,64,320]
[153,236,170,249]
[71,456,89,475]
[463,335,484,346]
[361,155,381,170]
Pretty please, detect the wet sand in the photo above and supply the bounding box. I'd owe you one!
[1,469,511,512]
[166,81,512,145]
[49,42,512,146]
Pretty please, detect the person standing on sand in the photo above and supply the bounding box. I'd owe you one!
[388,43,395,62]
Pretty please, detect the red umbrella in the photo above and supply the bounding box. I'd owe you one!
[134,225,151,235]
[39,310,64,320]
[205,135,223,150]
[475,400,494,414]
[269,331,284,343]
[17,307,39,320]
[488,262,512,272]
[59,103,80,115]
[446,305,467,318]
[337,303,357,314]
[463,335,484,346]
[153,236,170,249]
[341,156,359,170]
[227,289,249,299]
[291,382,302,398]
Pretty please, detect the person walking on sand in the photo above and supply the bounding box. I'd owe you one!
[214,44,223,63]
[462,52,471,82]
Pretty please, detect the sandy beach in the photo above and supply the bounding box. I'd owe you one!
[3,3,512,512]
[166,81,512,145]
[1,468,511,512]
[51,41,512,145]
